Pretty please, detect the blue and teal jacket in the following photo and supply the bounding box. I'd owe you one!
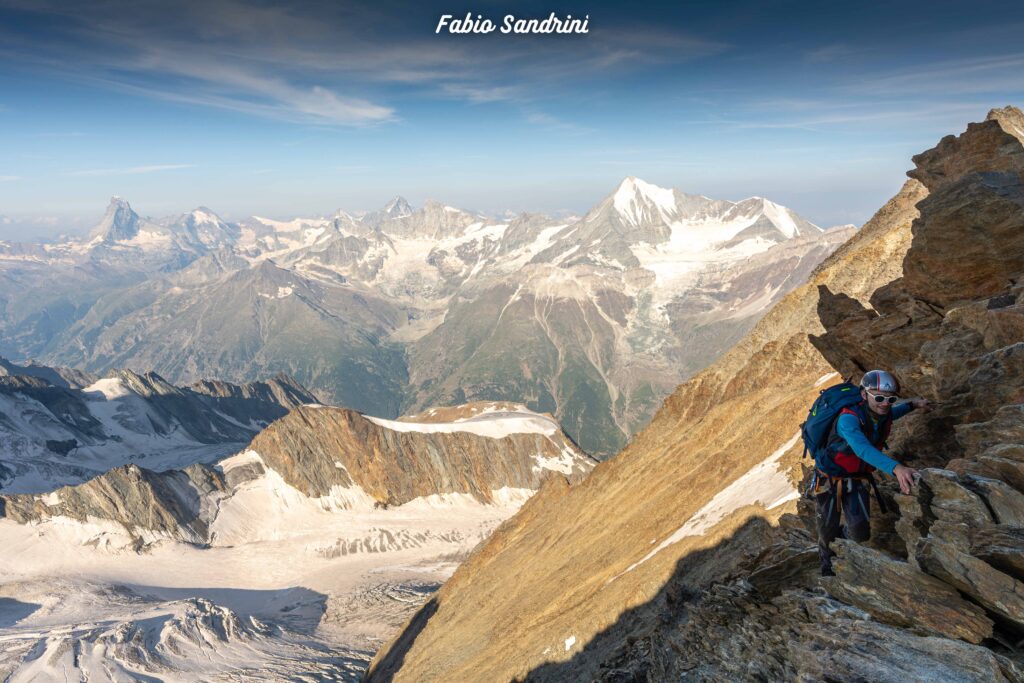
[821,400,914,476]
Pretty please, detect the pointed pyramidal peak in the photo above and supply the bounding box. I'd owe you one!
[383,196,413,218]
[90,196,140,242]
[611,176,679,226]
[358,195,416,230]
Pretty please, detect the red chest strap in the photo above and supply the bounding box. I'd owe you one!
[839,406,863,423]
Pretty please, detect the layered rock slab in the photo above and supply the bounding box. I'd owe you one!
[823,540,993,643]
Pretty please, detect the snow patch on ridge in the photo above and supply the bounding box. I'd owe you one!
[210,450,540,546]
[190,209,220,225]
[760,199,803,238]
[399,486,534,512]
[532,448,580,475]
[613,432,802,578]
[83,377,131,400]
[815,372,840,387]
[364,413,558,438]
[251,216,330,233]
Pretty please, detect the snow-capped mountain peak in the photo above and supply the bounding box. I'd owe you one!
[173,206,240,249]
[611,177,678,226]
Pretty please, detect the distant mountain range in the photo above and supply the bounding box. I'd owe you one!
[0,178,852,456]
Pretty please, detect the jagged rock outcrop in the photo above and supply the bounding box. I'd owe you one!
[367,108,1024,682]
[972,526,1024,580]
[103,368,305,443]
[633,584,1021,682]
[798,106,1024,647]
[189,372,316,424]
[916,537,1024,629]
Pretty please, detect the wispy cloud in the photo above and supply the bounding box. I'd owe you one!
[0,0,727,123]
[680,100,994,133]
[523,110,593,134]
[97,76,395,126]
[68,164,194,177]
[0,175,20,181]
[844,53,1024,96]
[440,84,523,104]
[805,44,855,63]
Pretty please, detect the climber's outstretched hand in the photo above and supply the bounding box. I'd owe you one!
[894,464,917,495]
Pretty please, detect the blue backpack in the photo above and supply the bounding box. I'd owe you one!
[800,381,862,466]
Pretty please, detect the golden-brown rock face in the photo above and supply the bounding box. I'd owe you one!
[247,403,593,506]
[901,107,1024,308]
[367,108,1024,683]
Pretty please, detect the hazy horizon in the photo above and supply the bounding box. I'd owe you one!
[0,173,872,243]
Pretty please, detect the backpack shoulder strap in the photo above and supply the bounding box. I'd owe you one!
[832,403,873,447]
[839,405,866,425]
[878,411,894,446]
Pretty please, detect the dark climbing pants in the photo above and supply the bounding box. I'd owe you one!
[816,477,871,576]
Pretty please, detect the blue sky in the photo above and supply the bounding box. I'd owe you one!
[1,0,1023,238]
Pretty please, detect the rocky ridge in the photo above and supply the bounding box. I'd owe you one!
[245,403,592,506]
[0,401,595,547]
[366,108,1024,681]
[1,463,226,548]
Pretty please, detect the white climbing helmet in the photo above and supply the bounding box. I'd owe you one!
[860,369,900,394]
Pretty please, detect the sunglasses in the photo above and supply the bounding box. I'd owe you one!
[865,389,899,404]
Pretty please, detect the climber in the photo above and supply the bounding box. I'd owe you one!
[811,369,930,576]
